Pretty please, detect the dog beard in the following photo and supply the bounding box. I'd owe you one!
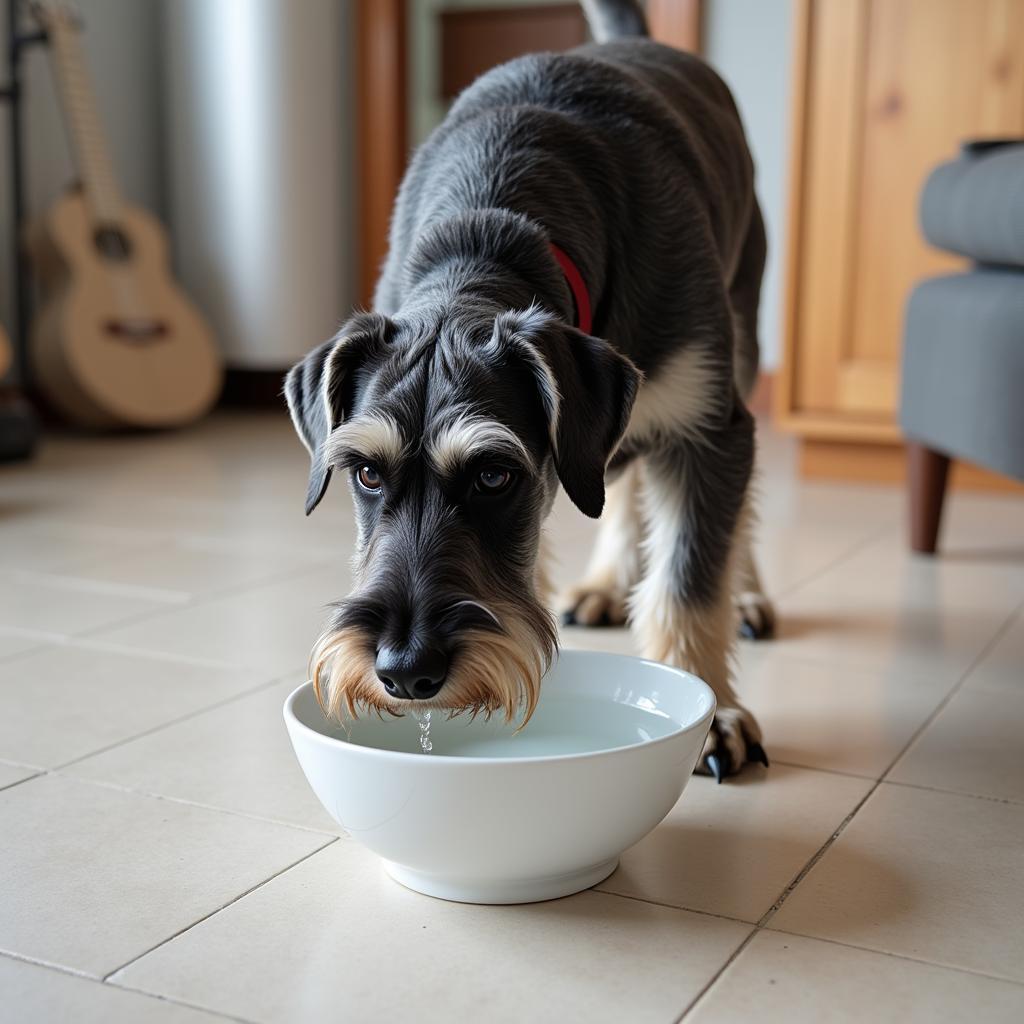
[310,602,557,727]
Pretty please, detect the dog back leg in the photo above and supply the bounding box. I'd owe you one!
[561,461,643,627]
[630,402,766,780]
[729,200,776,640]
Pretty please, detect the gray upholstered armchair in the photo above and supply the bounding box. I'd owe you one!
[900,141,1024,553]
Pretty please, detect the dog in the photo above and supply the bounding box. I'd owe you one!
[284,0,774,779]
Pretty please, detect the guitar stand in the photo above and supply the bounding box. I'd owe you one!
[0,0,46,461]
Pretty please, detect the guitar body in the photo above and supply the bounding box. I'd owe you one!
[31,192,222,428]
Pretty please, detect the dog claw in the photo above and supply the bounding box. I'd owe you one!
[739,616,774,641]
[561,607,616,628]
[704,752,729,784]
[747,741,769,768]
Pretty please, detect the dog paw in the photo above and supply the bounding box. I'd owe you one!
[696,706,768,782]
[560,583,629,627]
[736,590,775,640]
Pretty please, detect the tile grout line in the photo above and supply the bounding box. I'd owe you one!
[0,771,42,794]
[870,595,1024,792]
[49,671,304,773]
[0,569,317,674]
[13,556,340,655]
[882,777,1024,807]
[763,925,1024,988]
[772,524,891,602]
[770,760,1024,806]
[110,984,259,1024]
[3,546,331,611]
[0,949,258,1024]
[671,777,899,1024]
[6,673,347,834]
[67,638,245,671]
[101,837,341,984]
[47,771,343,839]
[756,595,1024,931]
[591,888,754,928]
[674,929,760,1023]
[0,947,105,981]
[1,567,192,606]
[0,627,72,666]
[674,595,1024,1023]
[767,758,875,780]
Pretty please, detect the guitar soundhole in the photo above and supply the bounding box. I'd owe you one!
[105,319,169,342]
[94,225,133,261]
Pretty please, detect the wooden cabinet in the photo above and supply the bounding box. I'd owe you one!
[778,0,1024,486]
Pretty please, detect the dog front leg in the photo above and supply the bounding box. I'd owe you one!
[560,461,643,626]
[630,407,767,781]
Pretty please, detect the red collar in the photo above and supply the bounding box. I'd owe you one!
[549,243,592,335]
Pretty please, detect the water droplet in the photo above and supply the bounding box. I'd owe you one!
[413,709,433,754]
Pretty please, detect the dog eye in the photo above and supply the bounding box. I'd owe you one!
[474,467,514,495]
[356,465,382,492]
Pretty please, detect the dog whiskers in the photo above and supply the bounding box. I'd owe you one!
[446,599,502,628]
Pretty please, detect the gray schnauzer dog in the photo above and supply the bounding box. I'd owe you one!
[285,0,774,779]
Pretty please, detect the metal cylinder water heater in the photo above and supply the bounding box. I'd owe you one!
[163,0,353,370]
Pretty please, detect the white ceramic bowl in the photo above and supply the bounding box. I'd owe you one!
[284,649,715,904]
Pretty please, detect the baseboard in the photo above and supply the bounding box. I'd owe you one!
[800,439,1024,494]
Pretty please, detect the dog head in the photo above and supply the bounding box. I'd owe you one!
[285,303,640,724]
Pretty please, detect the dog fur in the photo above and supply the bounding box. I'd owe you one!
[285,0,774,778]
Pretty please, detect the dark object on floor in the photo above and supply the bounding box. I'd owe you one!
[0,389,38,461]
[901,140,1024,555]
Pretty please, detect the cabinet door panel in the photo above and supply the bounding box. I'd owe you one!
[791,0,1024,423]
[794,0,867,415]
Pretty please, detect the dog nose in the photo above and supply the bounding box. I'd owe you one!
[375,645,448,700]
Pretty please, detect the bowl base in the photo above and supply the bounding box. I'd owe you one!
[383,857,619,905]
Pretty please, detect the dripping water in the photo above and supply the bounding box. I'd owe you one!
[412,709,432,754]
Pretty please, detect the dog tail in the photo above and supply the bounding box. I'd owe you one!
[580,0,649,42]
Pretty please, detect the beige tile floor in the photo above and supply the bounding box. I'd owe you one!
[0,411,1022,1023]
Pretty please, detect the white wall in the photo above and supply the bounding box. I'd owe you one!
[704,0,793,370]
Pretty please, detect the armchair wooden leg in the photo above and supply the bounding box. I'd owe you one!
[908,442,950,555]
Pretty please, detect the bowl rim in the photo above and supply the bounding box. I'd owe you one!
[283,649,717,766]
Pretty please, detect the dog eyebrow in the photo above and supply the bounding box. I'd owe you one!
[427,413,534,476]
[323,413,409,467]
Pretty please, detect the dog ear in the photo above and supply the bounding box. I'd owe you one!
[491,308,642,518]
[283,313,394,515]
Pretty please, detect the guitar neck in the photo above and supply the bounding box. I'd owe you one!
[44,8,124,224]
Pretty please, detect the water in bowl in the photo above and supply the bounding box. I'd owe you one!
[334,694,677,758]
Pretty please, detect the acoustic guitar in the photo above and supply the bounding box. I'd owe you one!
[29,4,222,428]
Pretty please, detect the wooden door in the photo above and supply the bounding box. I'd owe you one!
[781,0,1024,440]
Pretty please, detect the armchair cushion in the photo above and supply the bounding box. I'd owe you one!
[901,268,1024,483]
[920,141,1024,267]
